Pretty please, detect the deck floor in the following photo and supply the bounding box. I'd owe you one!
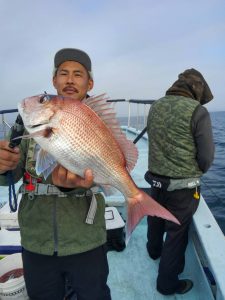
[107,219,214,300]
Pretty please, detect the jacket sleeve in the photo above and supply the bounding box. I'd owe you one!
[191,105,215,173]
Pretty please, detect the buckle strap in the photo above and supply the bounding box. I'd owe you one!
[20,183,99,224]
[20,183,72,197]
[37,184,66,196]
[85,191,98,225]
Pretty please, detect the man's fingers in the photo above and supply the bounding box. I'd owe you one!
[0,141,21,174]
[0,141,20,153]
[7,146,20,153]
[57,165,68,179]
[82,169,94,187]
[84,169,93,181]
[51,166,94,189]
[66,170,79,185]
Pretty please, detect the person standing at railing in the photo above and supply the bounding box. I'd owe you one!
[0,48,111,300]
[145,68,214,295]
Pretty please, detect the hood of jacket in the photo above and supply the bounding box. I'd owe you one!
[166,68,213,105]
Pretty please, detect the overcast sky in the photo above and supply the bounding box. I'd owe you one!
[1,0,225,116]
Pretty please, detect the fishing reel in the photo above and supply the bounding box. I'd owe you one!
[8,114,24,148]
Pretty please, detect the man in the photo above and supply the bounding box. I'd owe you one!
[0,48,111,300]
[145,68,214,295]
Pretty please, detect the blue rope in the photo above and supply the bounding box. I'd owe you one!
[6,171,17,212]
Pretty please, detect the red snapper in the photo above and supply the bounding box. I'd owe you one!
[18,94,179,241]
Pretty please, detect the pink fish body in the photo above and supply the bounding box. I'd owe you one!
[18,94,179,241]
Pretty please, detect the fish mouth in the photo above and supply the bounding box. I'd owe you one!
[28,121,49,129]
[31,124,44,128]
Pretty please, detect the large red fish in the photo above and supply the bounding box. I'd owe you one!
[18,94,179,241]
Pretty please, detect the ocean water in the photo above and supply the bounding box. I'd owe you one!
[0,111,225,234]
[200,112,225,234]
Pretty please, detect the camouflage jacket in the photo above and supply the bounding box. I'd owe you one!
[147,95,214,178]
[0,138,106,256]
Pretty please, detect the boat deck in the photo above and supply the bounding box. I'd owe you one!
[107,218,213,300]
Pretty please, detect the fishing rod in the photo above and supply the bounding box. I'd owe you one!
[6,114,25,212]
[133,126,147,144]
[8,114,24,148]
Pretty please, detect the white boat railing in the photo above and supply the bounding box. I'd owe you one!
[127,99,155,129]
[107,99,155,134]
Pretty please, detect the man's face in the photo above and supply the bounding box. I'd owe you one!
[53,61,93,101]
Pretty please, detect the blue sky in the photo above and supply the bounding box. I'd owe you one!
[0,0,225,115]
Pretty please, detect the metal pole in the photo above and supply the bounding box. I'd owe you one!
[128,101,131,128]
[136,103,139,130]
[144,104,146,127]
[2,114,6,139]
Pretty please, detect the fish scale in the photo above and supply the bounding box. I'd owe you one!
[18,94,180,241]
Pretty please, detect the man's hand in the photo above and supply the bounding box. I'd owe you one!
[52,165,94,189]
[0,140,21,174]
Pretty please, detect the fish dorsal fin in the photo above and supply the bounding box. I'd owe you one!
[83,94,138,171]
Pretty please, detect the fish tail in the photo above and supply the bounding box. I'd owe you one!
[126,190,180,243]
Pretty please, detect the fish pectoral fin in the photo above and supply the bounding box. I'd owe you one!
[41,162,58,180]
[35,149,57,179]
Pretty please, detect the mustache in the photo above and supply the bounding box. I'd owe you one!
[63,85,79,92]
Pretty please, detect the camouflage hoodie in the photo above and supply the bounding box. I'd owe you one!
[147,68,214,179]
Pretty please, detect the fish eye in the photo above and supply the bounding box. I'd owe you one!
[39,95,48,104]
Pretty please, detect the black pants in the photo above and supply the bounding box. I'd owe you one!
[147,186,200,294]
[22,245,111,300]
